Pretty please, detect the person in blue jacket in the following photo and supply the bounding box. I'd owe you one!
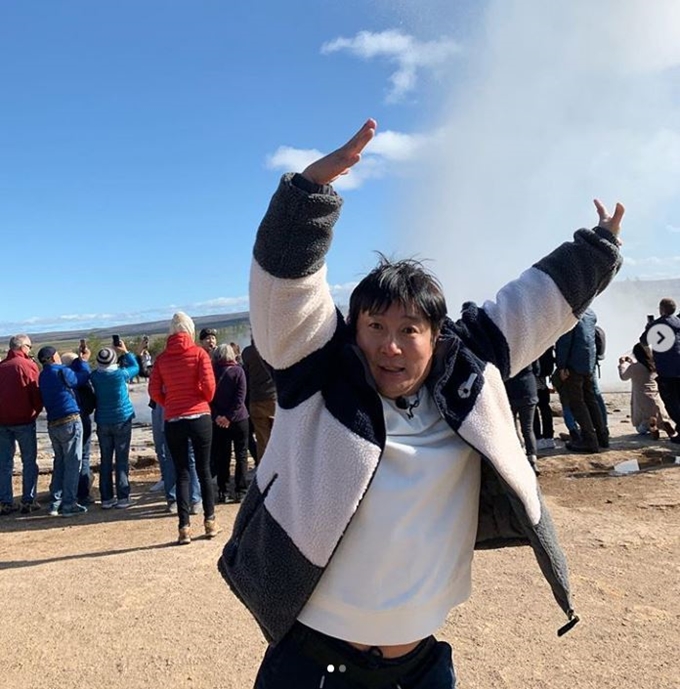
[90,342,139,509]
[37,345,91,517]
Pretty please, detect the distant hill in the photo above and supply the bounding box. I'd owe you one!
[8,276,680,347]
[23,311,251,346]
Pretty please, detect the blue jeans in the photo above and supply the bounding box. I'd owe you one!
[77,414,93,503]
[0,422,39,505]
[97,417,132,502]
[254,625,456,688]
[48,417,83,511]
[152,404,200,504]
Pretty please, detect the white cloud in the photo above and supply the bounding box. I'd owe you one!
[666,224,680,233]
[321,29,461,102]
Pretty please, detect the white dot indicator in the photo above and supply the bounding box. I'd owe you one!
[326,664,335,672]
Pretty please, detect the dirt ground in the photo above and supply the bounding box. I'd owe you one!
[1,391,679,689]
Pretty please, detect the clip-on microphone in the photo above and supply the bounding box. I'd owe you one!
[395,394,420,419]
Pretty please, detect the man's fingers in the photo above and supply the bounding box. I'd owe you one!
[612,202,625,224]
[593,198,607,220]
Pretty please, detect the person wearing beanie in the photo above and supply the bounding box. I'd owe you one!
[199,327,218,354]
[90,340,140,509]
[149,311,218,544]
[38,345,91,517]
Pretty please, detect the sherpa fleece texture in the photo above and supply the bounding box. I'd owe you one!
[218,173,622,644]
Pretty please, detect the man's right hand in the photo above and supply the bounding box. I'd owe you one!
[301,119,377,186]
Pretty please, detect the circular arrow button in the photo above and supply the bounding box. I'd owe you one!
[647,323,675,353]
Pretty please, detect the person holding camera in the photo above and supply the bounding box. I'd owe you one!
[90,338,139,509]
[618,342,676,439]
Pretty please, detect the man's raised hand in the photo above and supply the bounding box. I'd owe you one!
[301,119,377,186]
[594,199,625,239]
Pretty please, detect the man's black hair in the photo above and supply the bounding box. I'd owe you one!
[347,255,447,334]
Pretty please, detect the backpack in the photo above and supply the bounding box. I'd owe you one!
[594,325,606,361]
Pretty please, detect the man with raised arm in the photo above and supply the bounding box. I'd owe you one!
[219,119,624,688]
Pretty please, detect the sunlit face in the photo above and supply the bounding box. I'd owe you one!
[201,335,217,352]
[355,302,438,400]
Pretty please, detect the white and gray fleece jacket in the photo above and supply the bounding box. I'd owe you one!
[218,173,622,644]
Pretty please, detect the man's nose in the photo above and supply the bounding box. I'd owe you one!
[381,335,402,355]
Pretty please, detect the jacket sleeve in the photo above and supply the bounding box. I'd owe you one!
[119,352,140,381]
[70,359,91,387]
[618,360,633,381]
[226,367,247,420]
[461,227,621,379]
[198,350,216,403]
[250,174,344,369]
[249,174,348,409]
[26,362,43,414]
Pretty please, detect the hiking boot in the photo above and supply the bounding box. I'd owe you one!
[0,502,17,516]
[20,501,41,514]
[204,517,221,539]
[177,526,191,545]
[565,441,600,454]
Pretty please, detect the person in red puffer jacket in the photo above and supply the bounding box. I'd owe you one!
[149,311,218,545]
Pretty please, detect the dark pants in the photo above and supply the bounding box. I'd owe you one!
[211,418,250,493]
[77,413,92,503]
[533,388,554,440]
[560,372,607,448]
[165,415,214,528]
[510,401,537,456]
[254,623,456,689]
[657,377,680,429]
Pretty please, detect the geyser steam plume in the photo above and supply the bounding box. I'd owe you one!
[399,0,680,387]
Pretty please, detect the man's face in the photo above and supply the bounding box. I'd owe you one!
[201,335,217,352]
[355,302,437,400]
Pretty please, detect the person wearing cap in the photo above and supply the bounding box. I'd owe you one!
[0,334,43,515]
[90,341,140,509]
[199,328,218,355]
[37,345,91,517]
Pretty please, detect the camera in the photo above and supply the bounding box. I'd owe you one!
[112,334,121,347]
[79,338,87,353]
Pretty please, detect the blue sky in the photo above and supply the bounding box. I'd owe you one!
[2,0,679,337]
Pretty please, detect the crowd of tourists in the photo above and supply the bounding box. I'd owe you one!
[0,320,277,545]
